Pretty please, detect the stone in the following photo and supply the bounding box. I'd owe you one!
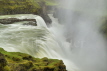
[0,18,37,26]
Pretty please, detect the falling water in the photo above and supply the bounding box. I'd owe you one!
[56,0,107,71]
[0,14,78,71]
[0,1,107,70]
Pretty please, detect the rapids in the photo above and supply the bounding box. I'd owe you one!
[0,14,77,71]
[0,10,107,71]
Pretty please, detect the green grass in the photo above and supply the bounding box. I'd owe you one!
[0,0,41,14]
[44,0,58,6]
[0,0,57,15]
[0,48,66,71]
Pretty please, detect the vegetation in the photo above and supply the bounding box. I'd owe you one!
[44,0,58,6]
[0,0,39,14]
[0,48,67,71]
[0,0,57,15]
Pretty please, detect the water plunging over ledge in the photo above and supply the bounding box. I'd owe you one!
[56,0,107,71]
[0,13,107,71]
[0,14,77,71]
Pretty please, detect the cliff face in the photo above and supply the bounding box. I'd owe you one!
[0,48,67,71]
[0,0,57,24]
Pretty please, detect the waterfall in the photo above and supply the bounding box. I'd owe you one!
[0,2,107,70]
[0,14,58,57]
[0,14,77,71]
[56,0,107,71]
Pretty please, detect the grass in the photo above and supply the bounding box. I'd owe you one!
[0,0,57,15]
[0,48,66,71]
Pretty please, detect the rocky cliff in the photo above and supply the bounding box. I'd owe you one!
[0,0,57,24]
[0,48,67,71]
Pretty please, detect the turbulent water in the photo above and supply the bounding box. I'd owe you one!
[0,14,62,57]
[0,14,78,71]
[57,0,107,71]
[0,1,107,71]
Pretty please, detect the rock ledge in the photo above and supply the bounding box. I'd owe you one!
[0,48,67,71]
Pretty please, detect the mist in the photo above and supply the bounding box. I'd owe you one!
[57,0,107,71]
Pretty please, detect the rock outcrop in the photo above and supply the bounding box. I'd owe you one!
[0,0,57,24]
[0,48,67,71]
[37,1,52,24]
[0,18,37,26]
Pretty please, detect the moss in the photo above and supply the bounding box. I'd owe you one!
[0,0,57,23]
[0,0,41,15]
[3,66,10,71]
[0,0,57,15]
[0,48,67,71]
[44,0,58,6]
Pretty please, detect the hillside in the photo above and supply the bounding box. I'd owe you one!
[0,48,67,71]
[0,0,57,23]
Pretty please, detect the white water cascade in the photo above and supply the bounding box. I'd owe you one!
[57,0,107,71]
[0,14,77,71]
[0,1,107,70]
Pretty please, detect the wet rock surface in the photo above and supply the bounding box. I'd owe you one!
[0,18,37,26]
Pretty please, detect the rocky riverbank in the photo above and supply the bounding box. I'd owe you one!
[0,48,67,71]
[0,0,57,24]
[0,1,68,71]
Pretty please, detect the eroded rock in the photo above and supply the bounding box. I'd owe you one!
[0,18,37,26]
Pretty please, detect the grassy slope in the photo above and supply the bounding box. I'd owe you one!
[0,0,40,14]
[44,0,58,6]
[0,48,66,71]
[0,0,57,15]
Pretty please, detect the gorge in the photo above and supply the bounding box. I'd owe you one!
[0,0,107,71]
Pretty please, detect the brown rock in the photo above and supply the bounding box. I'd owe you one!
[0,18,37,26]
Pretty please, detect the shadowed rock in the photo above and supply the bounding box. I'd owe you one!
[0,18,37,26]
